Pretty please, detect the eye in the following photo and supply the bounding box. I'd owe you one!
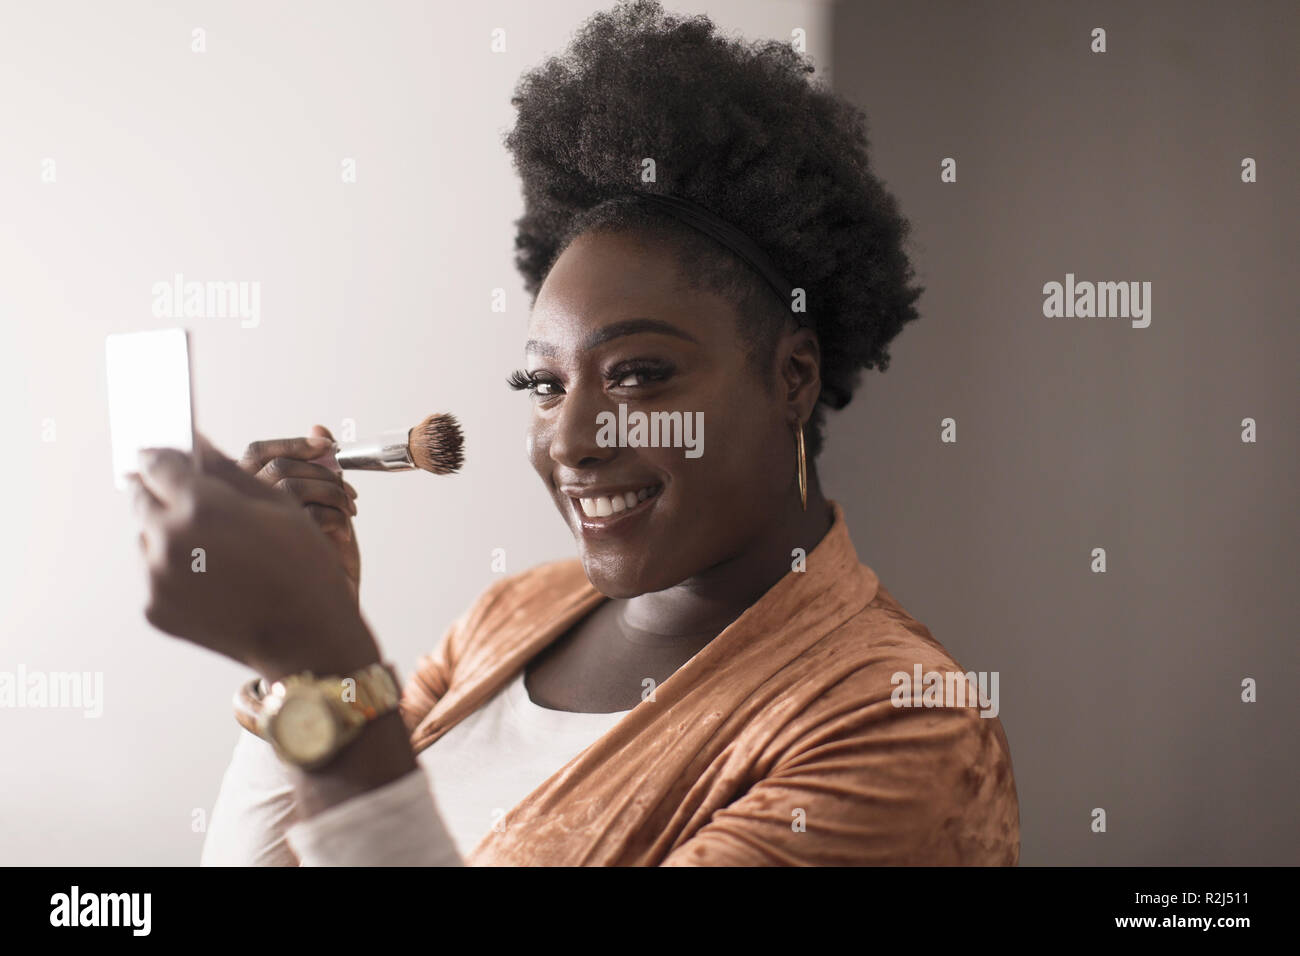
[608,360,673,389]
[506,369,563,398]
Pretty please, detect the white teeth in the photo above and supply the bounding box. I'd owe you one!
[576,485,659,519]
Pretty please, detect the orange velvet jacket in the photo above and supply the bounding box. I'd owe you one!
[398,501,1020,865]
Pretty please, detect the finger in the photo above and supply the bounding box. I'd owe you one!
[256,456,346,489]
[127,473,163,521]
[239,435,336,473]
[307,424,341,474]
[192,430,225,466]
[195,430,252,479]
[196,431,281,502]
[136,448,197,509]
[342,480,358,500]
[305,503,352,540]
[272,476,357,516]
[127,474,166,563]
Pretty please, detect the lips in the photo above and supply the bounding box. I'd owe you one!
[575,484,660,517]
[561,482,663,529]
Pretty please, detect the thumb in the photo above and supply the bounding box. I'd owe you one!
[308,423,341,474]
[194,431,280,501]
[137,447,197,508]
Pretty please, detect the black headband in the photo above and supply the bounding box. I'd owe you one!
[627,192,802,321]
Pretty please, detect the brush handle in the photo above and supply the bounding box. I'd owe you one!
[329,431,415,471]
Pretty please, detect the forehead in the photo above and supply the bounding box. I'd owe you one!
[527,229,739,349]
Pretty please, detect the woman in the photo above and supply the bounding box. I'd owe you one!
[131,0,1019,865]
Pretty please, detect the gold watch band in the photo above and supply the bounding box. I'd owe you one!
[232,661,402,741]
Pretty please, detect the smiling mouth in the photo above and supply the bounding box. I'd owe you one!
[569,483,662,522]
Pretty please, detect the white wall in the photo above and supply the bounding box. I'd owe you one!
[0,0,830,864]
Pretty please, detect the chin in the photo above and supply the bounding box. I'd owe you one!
[578,546,690,598]
[579,557,651,599]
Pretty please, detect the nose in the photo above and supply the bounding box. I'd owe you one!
[545,387,618,470]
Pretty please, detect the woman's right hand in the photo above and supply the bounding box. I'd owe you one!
[237,424,361,599]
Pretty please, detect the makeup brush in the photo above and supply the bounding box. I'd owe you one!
[313,413,464,475]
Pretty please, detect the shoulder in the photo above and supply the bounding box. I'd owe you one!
[766,577,1020,864]
[788,578,974,698]
[463,557,590,620]
[443,557,592,654]
[404,557,593,720]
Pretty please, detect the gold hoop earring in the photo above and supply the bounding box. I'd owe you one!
[794,422,807,512]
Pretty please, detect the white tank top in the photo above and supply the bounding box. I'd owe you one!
[419,668,633,859]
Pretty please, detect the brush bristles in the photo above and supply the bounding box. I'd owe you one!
[409,413,464,475]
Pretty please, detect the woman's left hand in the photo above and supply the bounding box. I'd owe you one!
[127,431,380,680]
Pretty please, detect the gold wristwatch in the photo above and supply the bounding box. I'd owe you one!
[233,661,402,770]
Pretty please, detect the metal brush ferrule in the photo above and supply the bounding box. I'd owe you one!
[334,429,414,471]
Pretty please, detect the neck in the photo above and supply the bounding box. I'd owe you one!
[620,475,834,638]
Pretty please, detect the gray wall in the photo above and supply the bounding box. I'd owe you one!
[824,0,1297,864]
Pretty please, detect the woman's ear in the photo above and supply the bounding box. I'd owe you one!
[779,326,822,424]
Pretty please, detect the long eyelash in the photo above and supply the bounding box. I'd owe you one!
[607,359,673,383]
[507,362,669,393]
[506,369,536,391]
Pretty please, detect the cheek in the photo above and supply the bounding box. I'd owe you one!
[707,386,783,464]
[670,389,787,501]
[525,419,546,474]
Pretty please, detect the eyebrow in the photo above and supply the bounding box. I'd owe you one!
[525,318,700,357]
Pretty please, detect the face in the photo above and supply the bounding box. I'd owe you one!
[519,229,795,598]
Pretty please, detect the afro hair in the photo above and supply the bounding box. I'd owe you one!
[504,0,924,459]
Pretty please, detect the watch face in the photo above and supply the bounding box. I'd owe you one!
[273,695,337,764]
